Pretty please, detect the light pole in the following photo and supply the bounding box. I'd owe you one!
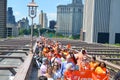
[27,0,38,53]
[38,26,40,37]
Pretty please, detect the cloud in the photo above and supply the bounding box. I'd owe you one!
[14,11,28,21]
[47,13,57,21]
[14,11,24,21]
[14,11,21,16]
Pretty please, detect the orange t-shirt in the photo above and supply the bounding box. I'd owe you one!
[54,52,61,58]
[63,52,69,56]
[79,61,90,71]
[47,52,52,60]
[43,48,48,54]
[89,62,99,71]
[64,70,73,80]
[95,67,106,75]
[56,54,61,58]
[66,44,71,49]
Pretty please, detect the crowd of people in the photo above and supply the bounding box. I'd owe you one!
[35,36,109,80]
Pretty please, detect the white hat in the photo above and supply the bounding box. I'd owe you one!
[55,58,61,64]
[42,58,48,62]
[66,63,73,70]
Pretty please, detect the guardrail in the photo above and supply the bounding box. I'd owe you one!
[13,53,33,80]
[13,42,37,80]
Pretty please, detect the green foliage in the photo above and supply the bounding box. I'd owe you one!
[115,44,120,46]
[19,29,24,35]
[69,35,80,39]
[104,43,120,47]
[24,29,31,35]
[18,28,56,37]
[56,33,64,37]
[33,29,38,36]
[52,33,80,39]
[40,28,55,36]
[40,28,46,34]
[19,29,31,35]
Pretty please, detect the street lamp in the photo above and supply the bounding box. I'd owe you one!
[27,0,38,53]
[38,26,40,36]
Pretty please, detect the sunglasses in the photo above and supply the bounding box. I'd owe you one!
[54,64,59,66]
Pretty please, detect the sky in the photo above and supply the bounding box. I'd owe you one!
[8,0,84,24]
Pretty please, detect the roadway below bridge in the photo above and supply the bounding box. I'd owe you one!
[0,37,36,80]
[0,52,27,80]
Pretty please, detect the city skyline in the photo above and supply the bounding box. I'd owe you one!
[7,0,74,24]
[8,0,84,23]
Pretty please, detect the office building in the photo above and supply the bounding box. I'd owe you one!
[7,7,18,37]
[0,0,7,38]
[17,17,29,30]
[39,10,48,28]
[57,0,83,36]
[49,20,56,29]
[7,7,16,24]
[7,23,18,37]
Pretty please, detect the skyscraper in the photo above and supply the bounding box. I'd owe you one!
[0,0,7,38]
[82,0,120,44]
[7,7,18,37]
[7,7,16,24]
[57,0,83,36]
[39,10,48,28]
[49,20,56,29]
[17,17,29,30]
[39,10,43,28]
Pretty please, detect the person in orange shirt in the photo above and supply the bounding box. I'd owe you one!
[95,62,107,75]
[63,51,69,56]
[93,62,110,80]
[66,43,71,49]
[47,49,54,60]
[79,57,90,71]
[54,49,61,58]
[89,56,99,71]
[43,47,48,55]
[75,48,88,71]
